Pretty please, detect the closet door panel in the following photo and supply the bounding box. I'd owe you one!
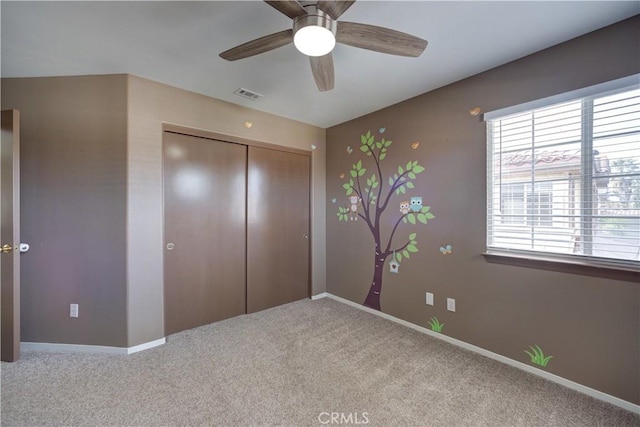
[163,132,246,335]
[247,147,310,313]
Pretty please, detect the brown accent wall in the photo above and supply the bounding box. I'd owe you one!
[1,75,128,346]
[126,75,326,346]
[326,16,640,405]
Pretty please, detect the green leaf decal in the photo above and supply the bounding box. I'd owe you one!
[407,244,418,253]
[396,252,402,262]
[408,172,416,179]
[425,212,435,219]
[342,183,351,190]
[413,165,425,174]
[525,344,553,367]
[403,250,410,259]
[428,317,444,333]
[417,213,427,224]
[407,214,416,225]
[398,166,404,175]
[361,134,367,145]
[406,182,414,189]
[409,233,417,240]
[360,145,369,153]
[389,177,394,186]
[350,170,357,177]
[379,153,386,160]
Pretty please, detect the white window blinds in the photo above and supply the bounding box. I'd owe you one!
[486,79,640,266]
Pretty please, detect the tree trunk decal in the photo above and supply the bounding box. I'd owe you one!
[337,130,434,311]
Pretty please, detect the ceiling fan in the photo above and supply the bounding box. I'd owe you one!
[219,0,427,92]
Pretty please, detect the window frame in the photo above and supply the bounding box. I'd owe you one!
[484,74,640,272]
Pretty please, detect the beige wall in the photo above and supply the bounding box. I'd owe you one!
[2,75,129,346]
[126,75,326,346]
[2,74,326,349]
[326,16,639,405]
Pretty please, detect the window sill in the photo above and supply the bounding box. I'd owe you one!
[482,251,640,282]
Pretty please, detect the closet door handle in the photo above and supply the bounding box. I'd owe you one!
[303,234,309,239]
[166,242,175,250]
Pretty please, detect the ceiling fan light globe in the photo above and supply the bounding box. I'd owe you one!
[294,25,336,56]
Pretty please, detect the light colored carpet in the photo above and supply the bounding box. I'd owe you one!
[1,298,638,426]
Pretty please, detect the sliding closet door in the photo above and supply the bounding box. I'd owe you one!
[247,147,310,313]
[163,132,246,335]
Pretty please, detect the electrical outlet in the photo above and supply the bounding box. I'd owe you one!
[70,303,79,318]
[447,298,456,312]
[426,292,434,306]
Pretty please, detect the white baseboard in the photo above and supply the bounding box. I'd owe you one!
[125,338,166,354]
[311,292,329,301]
[313,292,639,414]
[21,338,165,355]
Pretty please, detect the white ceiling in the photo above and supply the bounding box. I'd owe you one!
[2,1,638,128]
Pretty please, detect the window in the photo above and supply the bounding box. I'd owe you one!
[486,76,640,267]
[501,182,553,226]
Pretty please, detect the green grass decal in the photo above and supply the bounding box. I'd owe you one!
[427,317,444,333]
[525,344,553,367]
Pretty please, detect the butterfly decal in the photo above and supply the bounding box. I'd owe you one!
[439,244,452,255]
[346,146,353,154]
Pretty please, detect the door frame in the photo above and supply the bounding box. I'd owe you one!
[163,123,310,157]
[1,109,21,362]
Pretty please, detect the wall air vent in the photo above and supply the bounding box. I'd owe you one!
[234,88,263,101]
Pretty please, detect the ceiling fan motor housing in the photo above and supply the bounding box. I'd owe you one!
[293,6,337,56]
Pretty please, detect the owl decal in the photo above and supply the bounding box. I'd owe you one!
[399,201,410,215]
[410,196,423,212]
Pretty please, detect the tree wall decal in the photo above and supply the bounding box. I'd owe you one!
[337,130,434,311]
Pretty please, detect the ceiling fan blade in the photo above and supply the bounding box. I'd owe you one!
[310,54,335,92]
[336,21,427,57]
[264,1,307,19]
[316,1,356,20]
[220,29,293,61]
